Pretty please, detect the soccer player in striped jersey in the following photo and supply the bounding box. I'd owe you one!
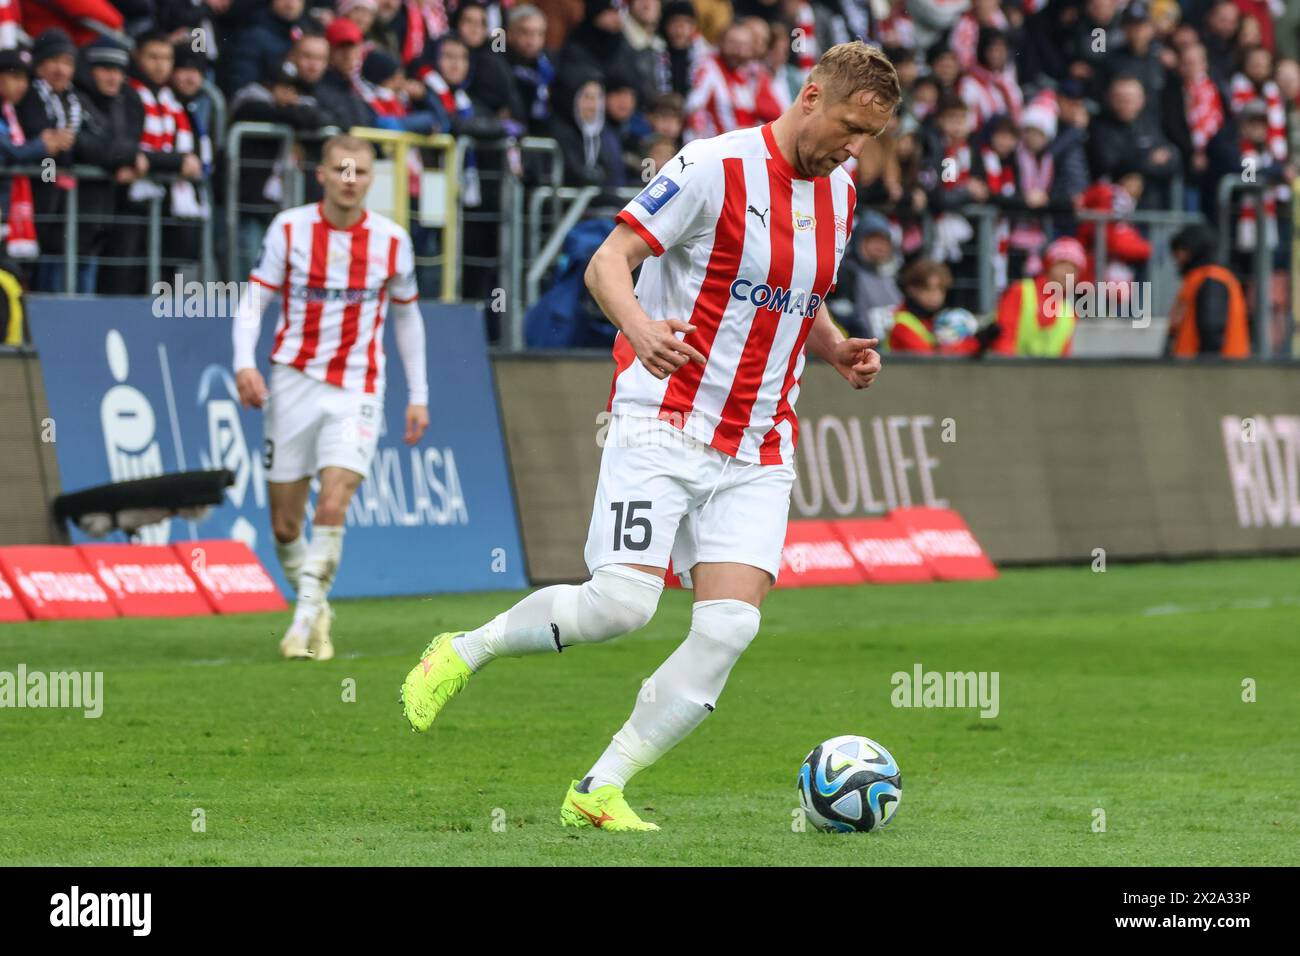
[401,42,897,831]
[233,133,429,662]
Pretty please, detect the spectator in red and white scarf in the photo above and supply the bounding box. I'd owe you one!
[957,28,1023,129]
[369,0,428,66]
[1169,41,1241,216]
[950,0,1009,72]
[1235,99,1288,254]
[0,48,44,260]
[1179,42,1228,174]
[106,31,203,293]
[684,22,783,141]
[1231,45,1288,164]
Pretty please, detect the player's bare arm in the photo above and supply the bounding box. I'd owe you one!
[807,304,882,389]
[584,223,706,379]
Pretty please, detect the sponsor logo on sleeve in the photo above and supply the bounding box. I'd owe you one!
[634,175,681,215]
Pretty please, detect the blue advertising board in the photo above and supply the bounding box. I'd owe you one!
[29,296,528,597]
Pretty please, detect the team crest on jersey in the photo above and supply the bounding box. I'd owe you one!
[635,175,680,215]
[793,211,816,232]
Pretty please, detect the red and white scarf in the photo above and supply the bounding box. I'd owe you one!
[1237,139,1280,252]
[355,76,425,195]
[1184,73,1225,153]
[1231,74,1288,162]
[398,0,427,64]
[950,9,1009,71]
[0,100,37,258]
[684,53,783,141]
[128,79,207,217]
[958,64,1023,127]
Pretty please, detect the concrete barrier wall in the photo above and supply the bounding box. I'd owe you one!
[493,354,1300,583]
[0,352,63,546]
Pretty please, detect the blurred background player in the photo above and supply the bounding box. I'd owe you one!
[400,41,896,833]
[232,133,430,661]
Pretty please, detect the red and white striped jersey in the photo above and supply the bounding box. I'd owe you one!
[250,202,418,396]
[611,123,857,466]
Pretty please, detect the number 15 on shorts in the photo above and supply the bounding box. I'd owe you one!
[611,500,653,552]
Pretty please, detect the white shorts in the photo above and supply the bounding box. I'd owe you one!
[262,363,383,483]
[584,413,796,585]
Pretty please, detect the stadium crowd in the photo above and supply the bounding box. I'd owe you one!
[0,0,1293,354]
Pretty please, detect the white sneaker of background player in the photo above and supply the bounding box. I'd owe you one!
[308,602,334,662]
[279,619,312,660]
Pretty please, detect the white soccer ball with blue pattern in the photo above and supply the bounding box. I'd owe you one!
[797,735,902,833]
[933,307,978,346]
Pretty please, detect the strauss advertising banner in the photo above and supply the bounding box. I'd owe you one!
[29,297,527,598]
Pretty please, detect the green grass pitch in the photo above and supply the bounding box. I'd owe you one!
[1,558,1296,866]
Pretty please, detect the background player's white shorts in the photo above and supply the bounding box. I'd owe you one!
[584,413,795,585]
[263,363,383,482]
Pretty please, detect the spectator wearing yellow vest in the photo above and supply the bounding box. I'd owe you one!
[991,237,1084,357]
[1166,223,1250,359]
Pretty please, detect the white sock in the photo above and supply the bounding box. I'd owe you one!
[275,535,307,592]
[293,525,344,630]
[452,565,663,670]
[585,599,761,791]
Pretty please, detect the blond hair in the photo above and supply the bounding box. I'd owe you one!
[321,133,374,163]
[808,41,902,110]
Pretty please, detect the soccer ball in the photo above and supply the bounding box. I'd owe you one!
[797,735,902,833]
[933,307,978,345]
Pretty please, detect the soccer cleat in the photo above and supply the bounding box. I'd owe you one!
[279,621,311,660]
[308,602,335,662]
[560,779,660,832]
[400,632,472,731]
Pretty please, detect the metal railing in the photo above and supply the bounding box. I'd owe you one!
[223,122,339,280]
[0,164,214,293]
[348,127,460,302]
[1217,178,1278,358]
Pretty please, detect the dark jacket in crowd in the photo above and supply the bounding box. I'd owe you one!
[312,67,375,132]
[1088,104,1180,183]
[220,6,311,97]
[72,66,146,253]
[549,67,625,190]
[228,80,333,206]
[15,77,82,253]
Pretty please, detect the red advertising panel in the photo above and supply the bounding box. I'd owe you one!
[778,520,868,587]
[172,540,288,614]
[0,566,30,622]
[0,547,120,620]
[78,544,216,617]
[890,507,998,581]
[834,518,935,584]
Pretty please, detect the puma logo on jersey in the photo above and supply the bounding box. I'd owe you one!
[747,205,769,226]
[677,155,694,172]
[729,279,823,317]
